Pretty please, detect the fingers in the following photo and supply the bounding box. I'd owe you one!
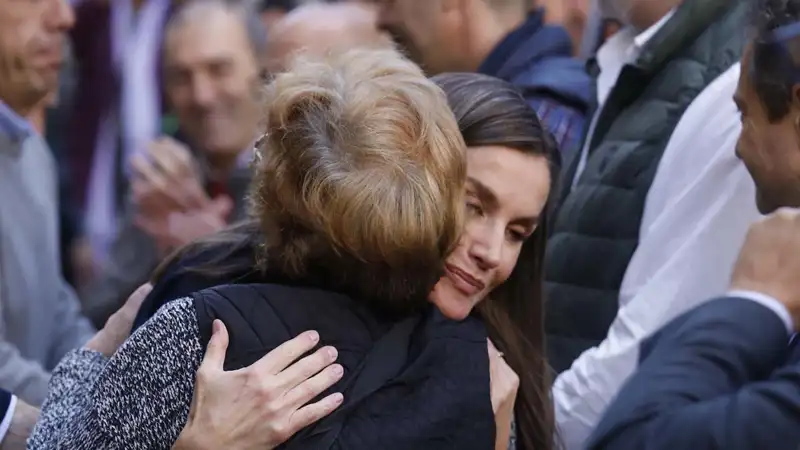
[209,196,234,217]
[282,362,344,408]
[289,393,344,432]
[251,331,320,374]
[148,138,194,179]
[487,338,500,358]
[123,283,153,313]
[276,345,339,391]
[202,320,230,372]
[131,154,169,191]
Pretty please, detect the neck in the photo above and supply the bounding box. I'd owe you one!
[204,150,242,181]
[463,8,527,72]
[628,0,681,31]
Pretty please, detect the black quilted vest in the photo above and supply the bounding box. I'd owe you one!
[192,283,495,450]
[544,0,748,373]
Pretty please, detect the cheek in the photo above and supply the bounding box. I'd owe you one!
[489,244,521,291]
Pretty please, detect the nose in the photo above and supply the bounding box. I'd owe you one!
[466,221,502,271]
[190,75,217,108]
[48,0,75,31]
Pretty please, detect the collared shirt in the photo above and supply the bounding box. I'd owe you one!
[0,103,95,406]
[553,11,762,450]
[0,102,33,147]
[0,103,28,445]
[572,10,675,187]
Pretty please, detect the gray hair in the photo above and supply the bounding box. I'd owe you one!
[166,0,268,57]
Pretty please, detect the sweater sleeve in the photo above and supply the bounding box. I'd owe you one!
[28,298,204,450]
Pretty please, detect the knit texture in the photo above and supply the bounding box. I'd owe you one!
[29,298,201,449]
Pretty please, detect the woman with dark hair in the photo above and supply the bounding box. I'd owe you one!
[30,49,490,450]
[432,73,560,450]
[135,72,560,450]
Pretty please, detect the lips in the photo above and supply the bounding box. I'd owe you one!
[445,263,485,296]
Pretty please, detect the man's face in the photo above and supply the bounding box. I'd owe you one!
[375,0,458,74]
[735,44,800,214]
[164,12,260,159]
[0,0,73,113]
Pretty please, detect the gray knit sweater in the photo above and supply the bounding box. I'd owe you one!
[28,297,518,450]
[28,298,201,450]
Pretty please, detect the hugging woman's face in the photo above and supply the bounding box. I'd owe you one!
[429,145,551,321]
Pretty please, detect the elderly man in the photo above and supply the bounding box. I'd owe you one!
[131,1,393,330]
[80,0,267,327]
[586,0,800,449]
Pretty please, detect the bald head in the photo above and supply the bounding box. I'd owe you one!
[265,2,391,73]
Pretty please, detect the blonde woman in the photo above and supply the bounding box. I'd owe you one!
[29,48,499,450]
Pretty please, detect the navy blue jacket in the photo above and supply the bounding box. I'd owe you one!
[0,389,11,435]
[478,9,591,159]
[587,296,800,450]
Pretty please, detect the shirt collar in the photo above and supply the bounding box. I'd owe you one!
[594,9,677,79]
[633,9,676,50]
[0,101,33,144]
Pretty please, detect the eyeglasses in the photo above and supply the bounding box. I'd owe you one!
[252,133,268,164]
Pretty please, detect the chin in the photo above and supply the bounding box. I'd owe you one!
[430,282,477,321]
[437,301,472,321]
[755,190,777,215]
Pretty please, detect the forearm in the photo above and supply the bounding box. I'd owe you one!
[587,298,792,449]
[2,400,39,450]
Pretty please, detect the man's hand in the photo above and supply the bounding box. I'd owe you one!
[731,207,800,329]
[136,196,232,254]
[130,137,208,216]
[174,321,344,450]
[84,283,152,357]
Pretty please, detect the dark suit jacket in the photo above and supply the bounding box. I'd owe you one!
[586,296,800,450]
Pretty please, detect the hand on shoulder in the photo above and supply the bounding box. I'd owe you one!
[174,321,345,449]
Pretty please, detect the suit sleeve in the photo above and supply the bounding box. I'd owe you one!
[586,296,800,450]
[0,389,15,445]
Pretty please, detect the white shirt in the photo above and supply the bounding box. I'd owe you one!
[552,13,762,449]
[85,0,170,263]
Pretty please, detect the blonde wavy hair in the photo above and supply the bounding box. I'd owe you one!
[250,48,466,315]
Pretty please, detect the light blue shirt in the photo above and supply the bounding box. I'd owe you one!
[0,101,95,407]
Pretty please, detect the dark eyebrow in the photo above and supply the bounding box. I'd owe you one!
[467,177,540,228]
[467,177,498,208]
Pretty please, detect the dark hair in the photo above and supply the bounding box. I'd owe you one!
[751,0,800,121]
[155,72,559,450]
[431,72,559,450]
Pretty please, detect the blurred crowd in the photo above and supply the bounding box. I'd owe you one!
[6,0,800,449]
[46,0,608,328]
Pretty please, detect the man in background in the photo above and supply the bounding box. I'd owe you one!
[376,0,590,158]
[265,1,391,74]
[80,0,266,327]
[0,0,95,405]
